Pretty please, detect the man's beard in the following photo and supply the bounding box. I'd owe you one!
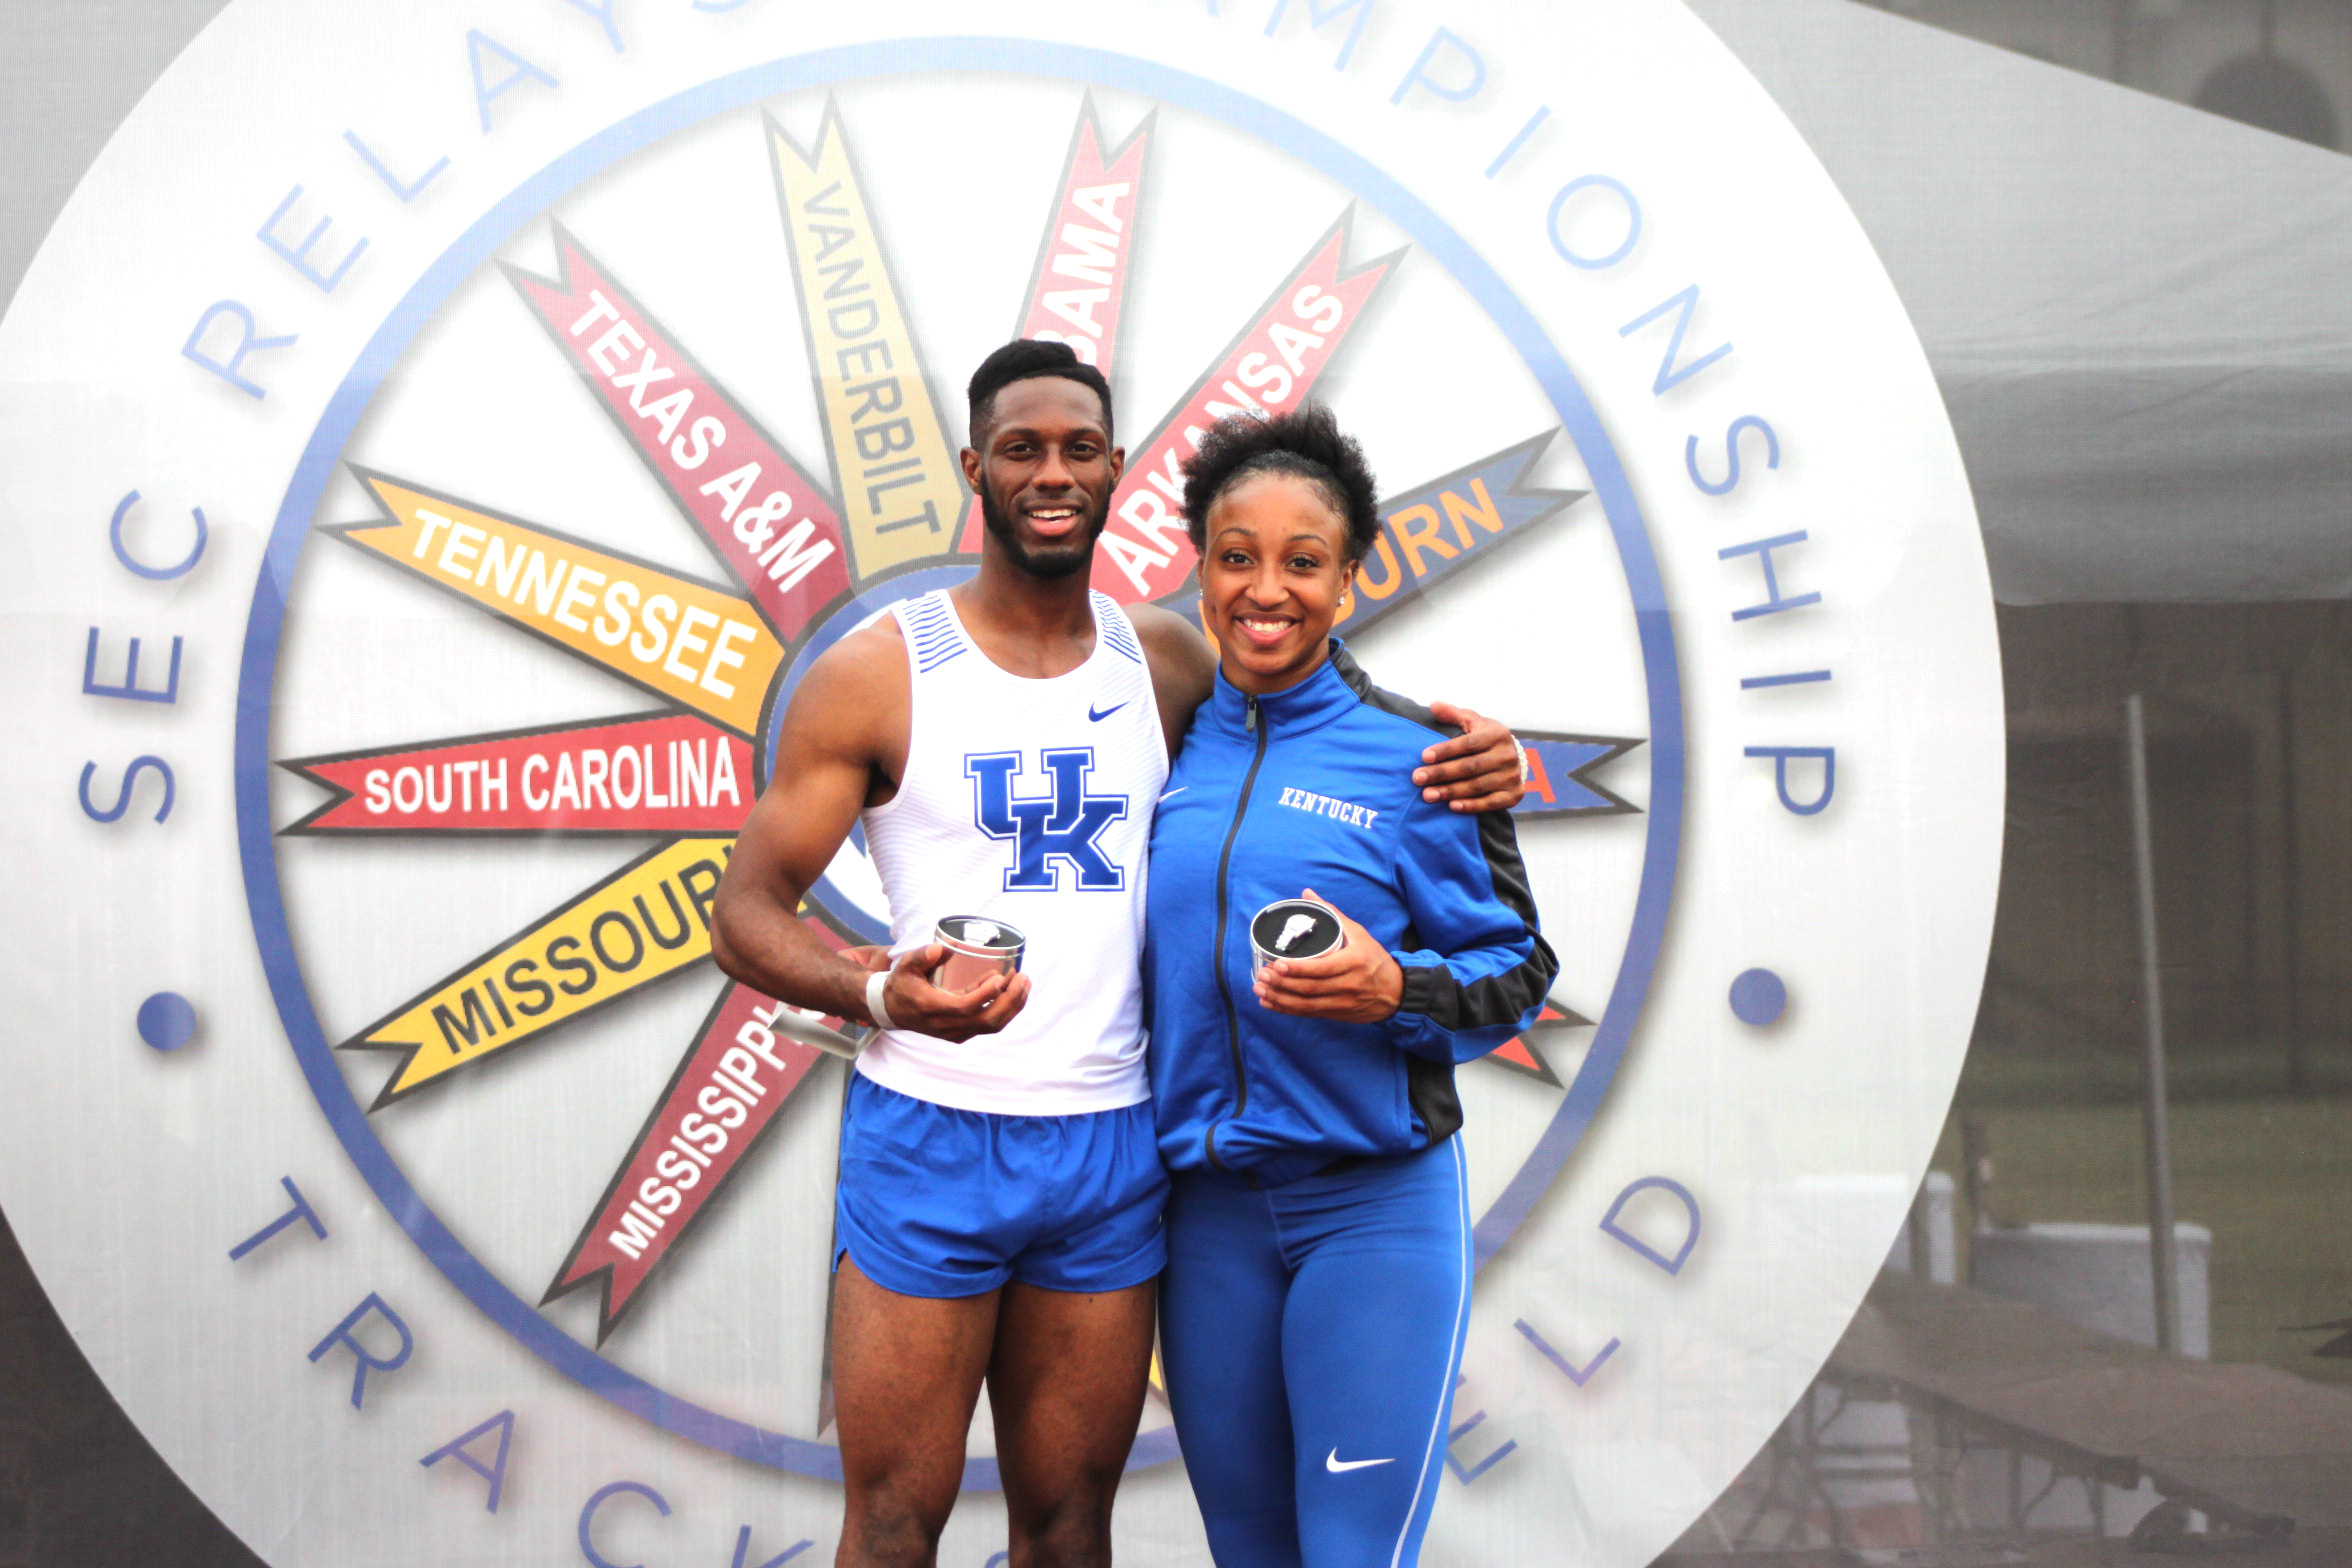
[980,484,1107,580]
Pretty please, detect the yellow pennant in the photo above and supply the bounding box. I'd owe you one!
[769,104,963,578]
[334,474,782,737]
[344,837,736,1105]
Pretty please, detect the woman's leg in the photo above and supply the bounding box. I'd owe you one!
[1158,1174,1302,1568]
[1275,1140,1473,1568]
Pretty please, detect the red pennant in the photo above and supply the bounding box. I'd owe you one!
[510,233,853,641]
[958,104,1154,553]
[280,713,754,835]
[545,947,855,1341]
[1486,1000,1593,1088]
[1089,215,1396,604]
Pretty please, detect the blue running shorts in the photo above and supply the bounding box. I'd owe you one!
[834,1071,1168,1299]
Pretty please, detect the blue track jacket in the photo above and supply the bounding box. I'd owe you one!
[1145,644,1558,1186]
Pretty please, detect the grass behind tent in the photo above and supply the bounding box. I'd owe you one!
[1935,1068,2352,1387]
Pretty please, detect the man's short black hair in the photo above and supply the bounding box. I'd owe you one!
[1180,404,1380,562]
[966,339,1114,442]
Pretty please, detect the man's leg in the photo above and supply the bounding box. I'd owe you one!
[831,1257,1000,1568]
[983,1096,1168,1568]
[987,1278,1157,1568]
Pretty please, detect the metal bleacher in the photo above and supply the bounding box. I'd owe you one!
[1664,1270,2352,1565]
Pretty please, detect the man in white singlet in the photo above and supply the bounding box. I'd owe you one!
[710,341,1523,1568]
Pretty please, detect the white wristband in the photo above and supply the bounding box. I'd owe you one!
[864,968,896,1032]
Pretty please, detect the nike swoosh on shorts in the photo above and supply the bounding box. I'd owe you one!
[1325,1450,1393,1473]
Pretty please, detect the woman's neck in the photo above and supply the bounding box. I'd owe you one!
[1222,643,1330,699]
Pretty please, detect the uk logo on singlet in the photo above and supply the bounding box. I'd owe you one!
[965,748,1130,892]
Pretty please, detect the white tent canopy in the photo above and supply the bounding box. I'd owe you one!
[4,0,2349,603]
[1694,0,2352,603]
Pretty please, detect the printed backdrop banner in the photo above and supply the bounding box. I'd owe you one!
[0,2,2001,1565]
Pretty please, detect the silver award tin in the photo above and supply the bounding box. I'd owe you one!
[931,915,1027,993]
[1249,898,1344,972]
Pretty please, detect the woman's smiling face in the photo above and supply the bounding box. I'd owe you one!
[1198,470,1356,697]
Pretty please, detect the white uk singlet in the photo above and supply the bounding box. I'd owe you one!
[855,589,1167,1115]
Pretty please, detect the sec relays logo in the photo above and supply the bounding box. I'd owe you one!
[0,3,2001,1566]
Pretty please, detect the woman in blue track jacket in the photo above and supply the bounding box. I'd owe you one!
[1145,406,1558,1568]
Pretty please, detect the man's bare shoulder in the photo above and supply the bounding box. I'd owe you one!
[777,614,907,753]
[1126,601,1216,751]
[1126,601,1214,688]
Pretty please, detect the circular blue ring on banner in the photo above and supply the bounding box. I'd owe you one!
[234,39,1686,1483]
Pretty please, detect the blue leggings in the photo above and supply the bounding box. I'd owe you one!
[1159,1139,1471,1568]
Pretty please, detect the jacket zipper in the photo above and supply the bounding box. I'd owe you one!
[1205,693,1269,1172]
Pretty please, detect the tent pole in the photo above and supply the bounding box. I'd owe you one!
[2279,670,2306,1092]
[2124,693,2182,1354]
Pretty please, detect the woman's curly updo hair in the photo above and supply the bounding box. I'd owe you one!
[1180,404,1380,563]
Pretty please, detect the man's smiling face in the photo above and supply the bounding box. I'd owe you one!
[964,374,1124,580]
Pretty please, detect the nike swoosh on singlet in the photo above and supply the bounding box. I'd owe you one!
[1325,1450,1393,1473]
[1089,699,1129,722]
